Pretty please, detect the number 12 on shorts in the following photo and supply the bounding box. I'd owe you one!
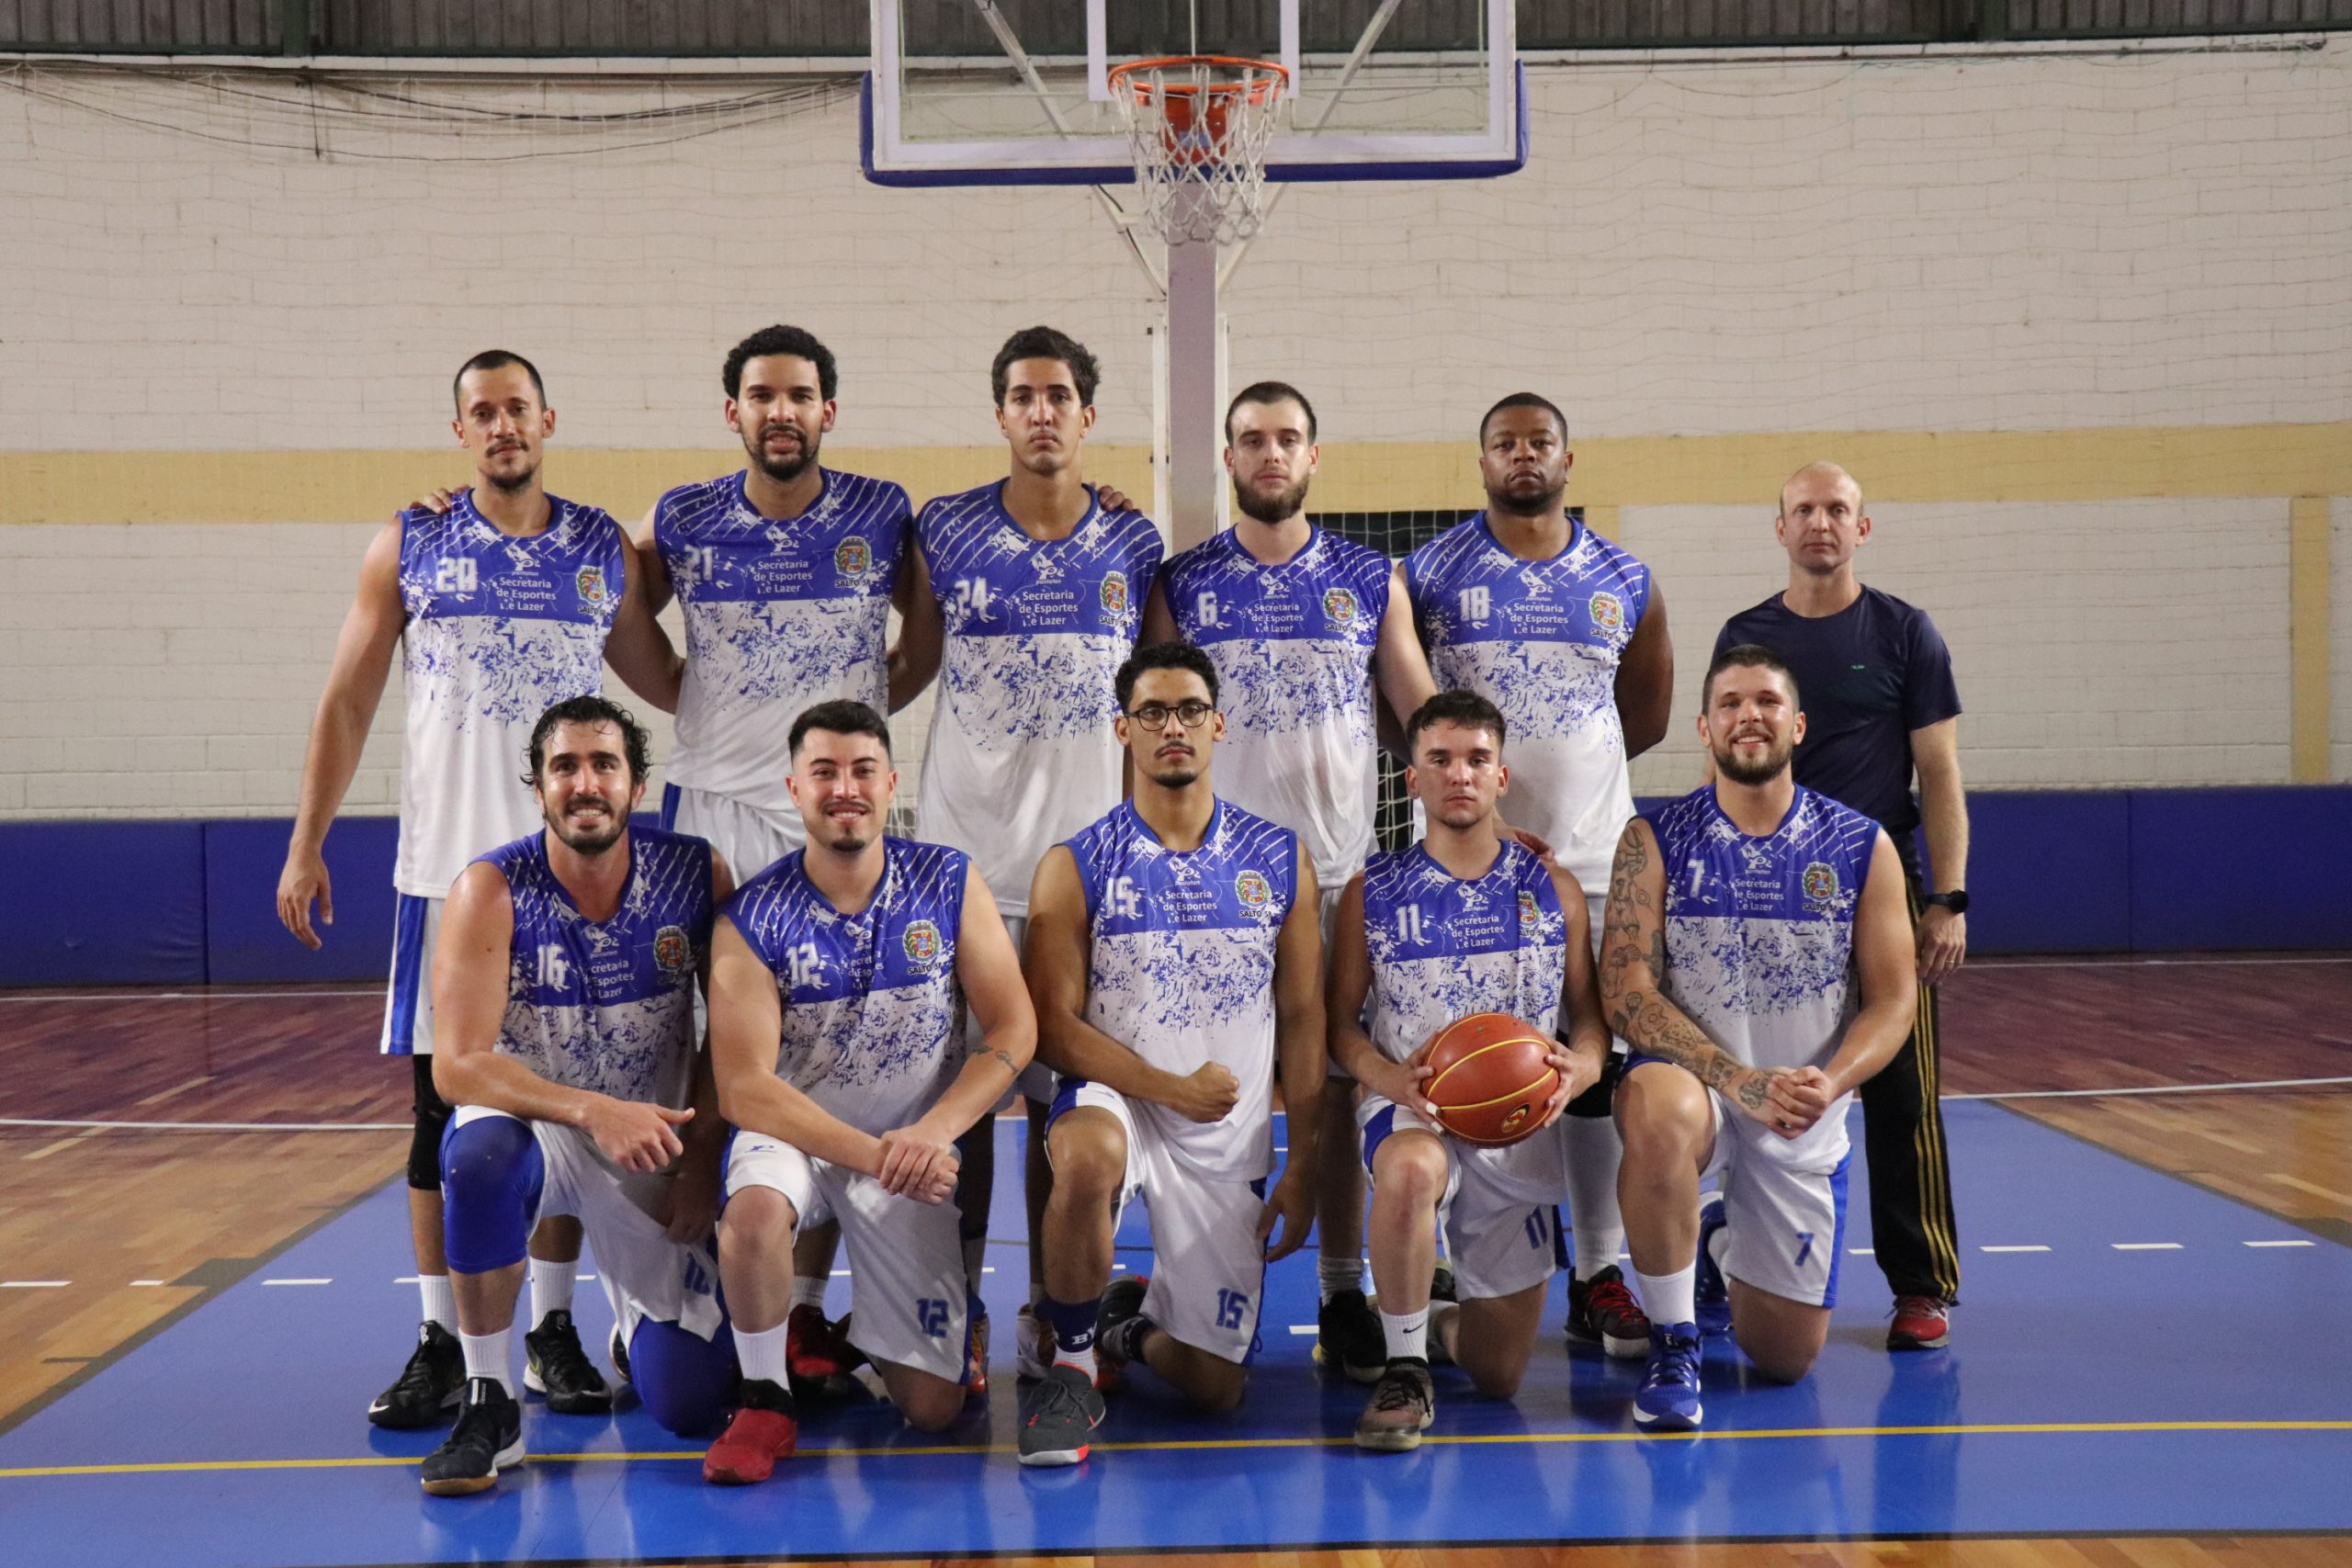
[916,1297,950,1338]
[1215,1288,1249,1331]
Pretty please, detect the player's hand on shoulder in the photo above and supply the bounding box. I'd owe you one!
[1500,820,1555,864]
[398,487,463,521]
[1095,483,1139,513]
[1167,1061,1241,1124]
[276,848,333,949]
[582,1097,693,1173]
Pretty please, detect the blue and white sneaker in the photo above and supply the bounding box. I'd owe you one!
[1634,1324,1704,1431]
[1693,1194,1732,1337]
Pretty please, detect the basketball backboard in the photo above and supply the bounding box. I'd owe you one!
[864,0,1524,186]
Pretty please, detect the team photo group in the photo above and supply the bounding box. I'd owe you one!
[274,320,1972,1497]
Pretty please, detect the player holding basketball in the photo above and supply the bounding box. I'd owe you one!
[894,326,1165,1376]
[1601,646,1916,1430]
[1405,393,1674,1361]
[1141,379,1436,1383]
[1016,642,1323,1466]
[1327,690,1609,1450]
[277,352,678,1432]
[422,697,736,1496]
[699,700,1035,1483]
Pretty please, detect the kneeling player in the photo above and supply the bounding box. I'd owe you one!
[1327,691,1608,1450]
[424,697,737,1497]
[1600,646,1915,1429]
[701,700,1035,1484]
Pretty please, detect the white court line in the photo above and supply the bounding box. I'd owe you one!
[1288,1325,1317,1336]
[1848,1247,1875,1255]
[2111,1242,2184,1251]
[130,1280,165,1287]
[2246,1239,2316,1248]
[1981,1245,2052,1253]
[263,1279,331,1286]
[1951,1075,2352,1102]
[2,1280,69,1288]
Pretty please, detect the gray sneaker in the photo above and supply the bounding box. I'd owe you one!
[1353,1359,1435,1452]
[1016,1363,1105,1467]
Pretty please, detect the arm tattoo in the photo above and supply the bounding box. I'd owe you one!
[1601,824,1758,1101]
[988,1049,1018,1076]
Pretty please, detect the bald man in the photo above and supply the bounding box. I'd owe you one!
[1713,463,1967,1351]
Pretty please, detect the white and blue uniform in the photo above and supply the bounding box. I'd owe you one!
[1404,513,1652,902]
[1161,526,1390,929]
[915,483,1163,919]
[385,493,628,1055]
[1358,839,1573,1300]
[1051,799,1295,1362]
[654,468,914,878]
[1632,784,1882,1306]
[721,839,972,1382]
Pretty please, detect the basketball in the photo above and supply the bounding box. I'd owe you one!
[1422,1012,1560,1147]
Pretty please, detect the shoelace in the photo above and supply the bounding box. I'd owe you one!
[1587,1279,1645,1321]
[1028,1371,1094,1427]
[1371,1372,1429,1415]
[1651,1338,1702,1387]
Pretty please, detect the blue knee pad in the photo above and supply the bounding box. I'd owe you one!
[629,1318,738,1437]
[439,1114,546,1275]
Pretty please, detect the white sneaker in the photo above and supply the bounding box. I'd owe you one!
[1014,1303,1055,1382]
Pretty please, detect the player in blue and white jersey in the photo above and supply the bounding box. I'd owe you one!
[276,351,681,1433]
[1016,643,1325,1467]
[699,701,1035,1485]
[894,326,1166,1374]
[1600,646,1917,1430]
[1404,391,1677,1363]
[1327,691,1611,1450]
[1142,379,1439,1385]
[421,697,735,1496]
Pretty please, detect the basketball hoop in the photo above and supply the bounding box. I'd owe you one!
[1106,55,1289,246]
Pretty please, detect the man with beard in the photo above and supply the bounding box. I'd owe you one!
[1142,381,1436,1384]
[277,352,678,1435]
[422,697,736,1495]
[1014,642,1323,1465]
[1404,393,1675,1364]
[1600,646,1915,1430]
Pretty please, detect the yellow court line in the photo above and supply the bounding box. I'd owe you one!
[6,1419,2347,1480]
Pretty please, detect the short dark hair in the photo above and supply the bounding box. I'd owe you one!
[453,350,546,413]
[789,699,891,760]
[724,325,839,402]
[992,325,1099,408]
[1705,643,1800,705]
[1114,641,1219,712]
[1405,690,1508,754]
[1225,380,1317,444]
[526,695,651,787]
[1479,391,1568,444]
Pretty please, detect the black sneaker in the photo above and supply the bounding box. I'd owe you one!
[420,1378,525,1496]
[1016,1363,1105,1467]
[1427,1262,1457,1368]
[609,1326,631,1385]
[1095,1275,1151,1376]
[1316,1288,1385,1385]
[1566,1264,1654,1360]
[524,1309,612,1415]
[368,1321,464,1430]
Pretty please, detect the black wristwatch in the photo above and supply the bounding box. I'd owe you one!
[1923,890,1970,915]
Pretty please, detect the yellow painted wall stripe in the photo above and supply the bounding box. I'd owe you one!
[2,423,2346,525]
[2289,495,2334,784]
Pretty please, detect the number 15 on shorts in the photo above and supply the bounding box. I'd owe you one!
[1215,1288,1249,1331]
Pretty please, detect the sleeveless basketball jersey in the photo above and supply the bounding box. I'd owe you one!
[1404,513,1652,894]
[655,468,913,817]
[1644,784,1881,1168]
[1067,799,1296,1181]
[1161,526,1391,892]
[481,825,713,1116]
[396,493,628,897]
[724,838,968,1137]
[915,483,1164,916]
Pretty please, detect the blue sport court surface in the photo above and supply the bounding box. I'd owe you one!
[4,1100,2347,1564]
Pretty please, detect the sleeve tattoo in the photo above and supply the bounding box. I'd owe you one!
[1601,825,1769,1112]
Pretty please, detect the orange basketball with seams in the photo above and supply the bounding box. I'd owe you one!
[1422,1012,1559,1146]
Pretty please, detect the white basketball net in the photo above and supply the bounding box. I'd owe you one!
[1108,57,1289,247]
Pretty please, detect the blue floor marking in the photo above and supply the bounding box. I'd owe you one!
[3,1100,2347,1565]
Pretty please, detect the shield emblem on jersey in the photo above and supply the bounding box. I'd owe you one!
[1518,890,1540,930]
[1323,587,1357,626]
[576,565,606,604]
[1589,591,1623,633]
[904,919,941,967]
[654,924,691,973]
[1803,863,1839,904]
[835,536,871,577]
[1100,571,1128,615]
[1235,870,1272,911]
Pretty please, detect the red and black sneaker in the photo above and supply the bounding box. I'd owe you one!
[786,1303,865,1398]
[702,1381,798,1486]
[1566,1264,1653,1360]
[1888,1294,1952,1350]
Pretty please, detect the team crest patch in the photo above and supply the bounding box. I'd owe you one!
[1518,889,1541,929]
[834,536,871,576]
[1802,863,1839,903]
[1235,869,1272,911]
[1589,591,1623,633]
[653,925,692,973]
[1100,571,1129,615]
[903,919,942,967]
[575,565,606,604]
[1323,587,1358,626]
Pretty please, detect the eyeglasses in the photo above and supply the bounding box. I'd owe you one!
[1125,700,1215,732]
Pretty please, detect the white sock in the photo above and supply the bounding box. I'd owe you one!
[1707,1221,1733,1274]
[418,1274,458,1335]
[1564,1115,1628,1281]
[1318,1253,1366,1303]
[1380,1307,1428,1364]
[734,1319,792,1389]
[790,1275,829,1314]
[528,1257,574,1326]
[1635,1263,1697,1330]
[459,1328,512,1394]
[1052,1341,1098,1382]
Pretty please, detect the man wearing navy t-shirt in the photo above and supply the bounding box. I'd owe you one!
[1713,462,1967,1351]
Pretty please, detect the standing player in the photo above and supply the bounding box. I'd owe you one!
[1016,642,1323,1466]
[1600,647,1916,1429]
[1141,380,1435,1382]
[1327,691,1610,1450]
[1715,462,1968,1349]
[700,701,1035,1483]
[1405,392,1675,1361]
[897,326,1165,1371]
[276,352,679,1431]
[423,697,736,1495]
